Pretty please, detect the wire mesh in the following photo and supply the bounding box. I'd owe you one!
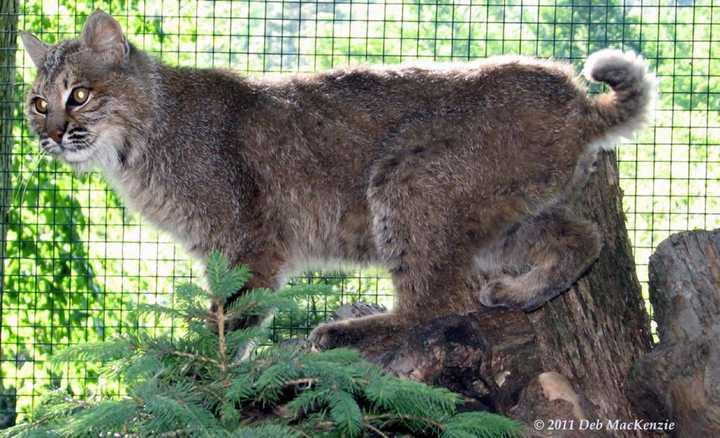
[0,0,718,424]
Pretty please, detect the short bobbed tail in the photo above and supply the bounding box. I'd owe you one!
[582,49,657,149]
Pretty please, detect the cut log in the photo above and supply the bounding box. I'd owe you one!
[320,152,654,437]
[626,229,720,437]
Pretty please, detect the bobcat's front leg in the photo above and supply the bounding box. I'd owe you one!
[218,249,285,331]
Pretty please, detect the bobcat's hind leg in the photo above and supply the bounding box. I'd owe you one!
[310,191,488,348]
[477,207,602,311]
[310,147,532,349]
[365,145,532,319]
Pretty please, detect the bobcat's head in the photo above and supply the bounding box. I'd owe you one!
[21,10,149,170]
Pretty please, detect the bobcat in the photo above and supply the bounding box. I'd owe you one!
[21,10,655,348]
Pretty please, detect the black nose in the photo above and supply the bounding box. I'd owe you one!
[49,123,67,143]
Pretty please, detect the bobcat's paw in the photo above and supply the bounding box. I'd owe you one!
[478,279,527,310]
[478,278,568,312]
[309,320,360,350]
[309,313,400,350]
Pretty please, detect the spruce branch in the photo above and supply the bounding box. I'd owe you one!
[1,251,524,438]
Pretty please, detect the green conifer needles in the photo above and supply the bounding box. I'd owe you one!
[2,252,524,438]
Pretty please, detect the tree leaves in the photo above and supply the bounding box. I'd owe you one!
[441,412,525,438]
[2,252,524,438]
[328,391,363,437]
[232,424,301,438]
[206,251,251,301]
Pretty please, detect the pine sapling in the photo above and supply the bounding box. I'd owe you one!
[1,251,524,438]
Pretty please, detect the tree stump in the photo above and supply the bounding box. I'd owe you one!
[626,229,720,437]
[325,152,654,437]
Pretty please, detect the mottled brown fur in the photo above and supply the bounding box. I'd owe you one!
[21,11,655,346]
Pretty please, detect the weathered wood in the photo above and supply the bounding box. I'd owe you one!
[337,306,540,413]
[626,229,720,437]
[325,152,654,437]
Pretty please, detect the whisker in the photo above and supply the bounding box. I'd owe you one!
[14,149,49,208]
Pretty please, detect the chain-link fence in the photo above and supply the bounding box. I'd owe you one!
[1,0,718,424]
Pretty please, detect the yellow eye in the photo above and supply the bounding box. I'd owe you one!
[34,98,48,114]
[71,87,89,105]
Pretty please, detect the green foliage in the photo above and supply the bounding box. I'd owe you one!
[206,251,252,301]
[4,0,719,422]
[1,252,523,438]
[441,413,525,438]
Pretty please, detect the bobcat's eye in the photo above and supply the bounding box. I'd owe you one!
[34,98,48,114]
[68,87,90,106]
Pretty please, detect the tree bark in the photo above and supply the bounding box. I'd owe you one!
[326,152,654,437]
[0,0,19,428]
[626,229,720,437]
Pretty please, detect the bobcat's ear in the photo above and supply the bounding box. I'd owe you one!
[81,9,129,64]
[20,31,50,69]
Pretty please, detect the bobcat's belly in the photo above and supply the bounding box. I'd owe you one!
[279,197,380,281]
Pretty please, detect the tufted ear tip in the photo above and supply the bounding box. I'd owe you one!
[81,9,129,64]
[87,9,114,24]
[19,31,49,68]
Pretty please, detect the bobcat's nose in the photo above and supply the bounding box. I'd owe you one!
[48,122,67,144]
